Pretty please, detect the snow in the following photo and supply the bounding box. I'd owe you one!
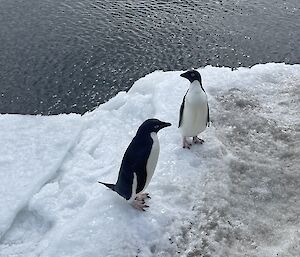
[0,115,83,238]
[0,63,299,257]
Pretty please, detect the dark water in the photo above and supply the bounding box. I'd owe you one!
[0,0,299,115]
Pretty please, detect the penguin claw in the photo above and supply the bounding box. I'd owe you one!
[142,205,149,212]
[193,136,204,144]
[131,199,149,211]
[183,143,192,149]
[143,192,151,199]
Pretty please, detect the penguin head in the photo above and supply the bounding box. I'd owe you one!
[180,70,202,84]
[137,119,171,135]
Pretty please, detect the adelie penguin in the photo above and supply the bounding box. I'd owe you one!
[179,70,210,149]
[99,118,171,211]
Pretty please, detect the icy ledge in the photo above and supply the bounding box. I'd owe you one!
[0,63,299,257]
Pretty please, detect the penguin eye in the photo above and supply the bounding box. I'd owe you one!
[154,125,160,129]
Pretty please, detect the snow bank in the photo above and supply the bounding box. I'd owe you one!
[0,114,83,238]
[0,63,299,257]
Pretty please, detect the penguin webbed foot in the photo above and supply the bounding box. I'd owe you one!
[131,199,149,211]
[183,144,192,149]
[131,193,151,211]
[193,136,204,144]
[136,192,151,200]
[182,137,192,149]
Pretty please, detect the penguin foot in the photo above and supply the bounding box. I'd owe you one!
[182,137,192,149]
[136,192,151,201]
[193,136,204,144]
[183,144,191,149]
[131,199,149,211]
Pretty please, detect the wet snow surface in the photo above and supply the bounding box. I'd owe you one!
[0,63,299,257]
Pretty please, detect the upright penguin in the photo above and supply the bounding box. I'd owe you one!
[99,118,171,211]
[179,70,209,149]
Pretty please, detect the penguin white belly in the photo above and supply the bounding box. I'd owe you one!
[144,132,160,190]
[180,89,208,137]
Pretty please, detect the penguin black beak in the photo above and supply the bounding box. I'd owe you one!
[180,72,188,79]
[160,122,172,129]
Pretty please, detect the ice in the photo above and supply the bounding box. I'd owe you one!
[0,63,299,257]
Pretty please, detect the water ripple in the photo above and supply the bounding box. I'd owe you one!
[0,0,299,114]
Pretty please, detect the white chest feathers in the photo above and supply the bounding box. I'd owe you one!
[144,132,160,190]
[180,81,208,137]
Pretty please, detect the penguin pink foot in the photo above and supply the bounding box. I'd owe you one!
[131,198,149,211]
[182,137,192,149]
[136,192,151,201]
[193,136,204,144]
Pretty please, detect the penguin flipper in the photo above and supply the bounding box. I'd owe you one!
[117,147,149,198]
[206,103,210,126]
[134,166,147,193]
[115,169,147,200]
[179,91,188,128]
[114,135,152,200]
[117,160,148,198]
[114,169,135,200]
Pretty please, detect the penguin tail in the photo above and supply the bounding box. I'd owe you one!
[98,181,116,191]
